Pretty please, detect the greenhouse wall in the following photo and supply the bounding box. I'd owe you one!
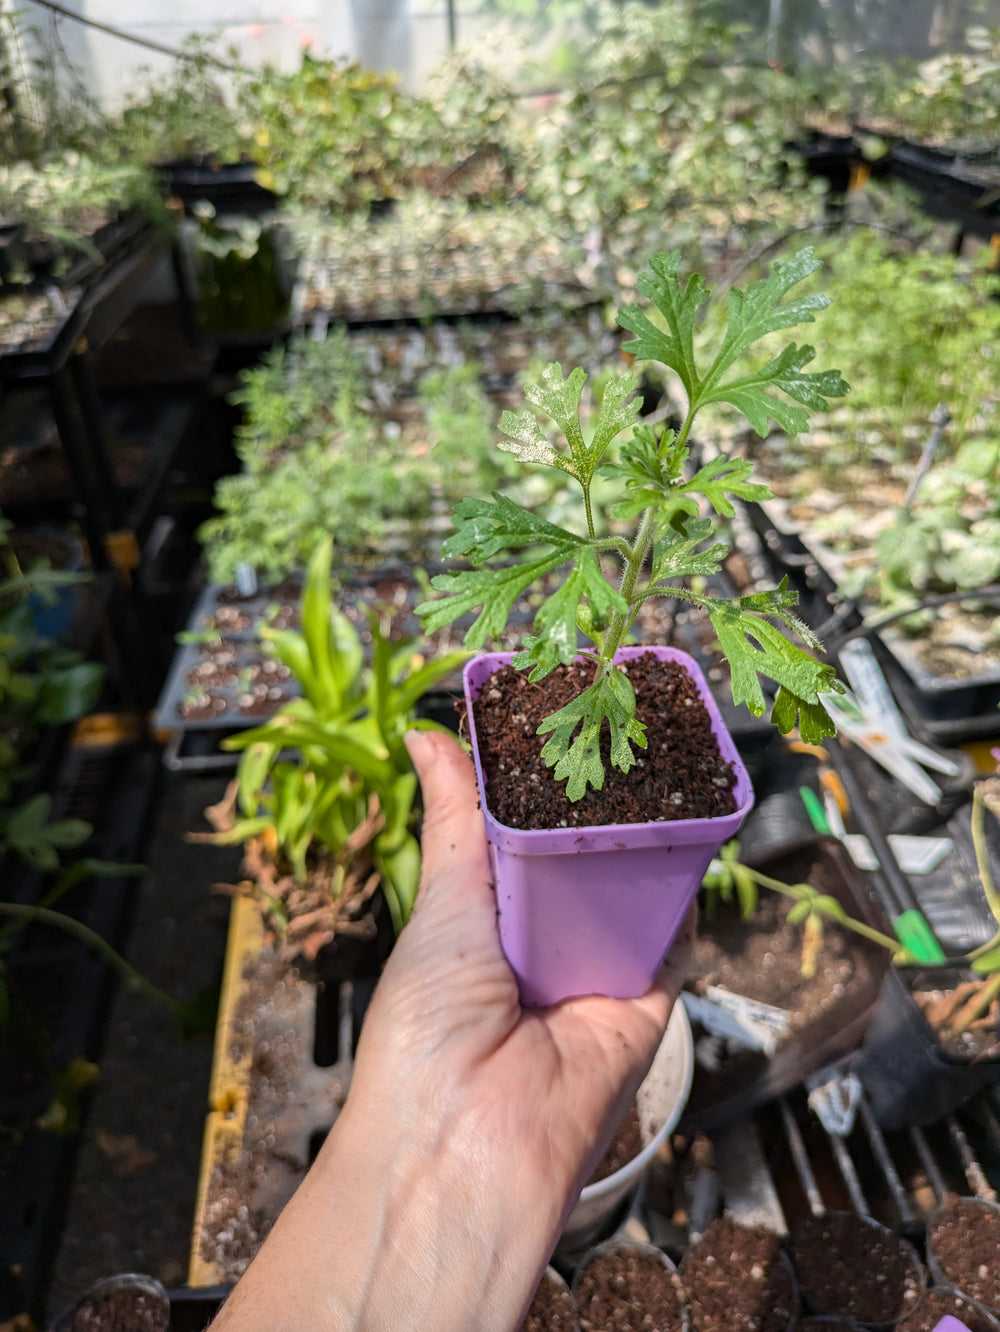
[8,0,1000,111]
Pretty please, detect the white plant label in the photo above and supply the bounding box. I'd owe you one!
[682,987,792,1058]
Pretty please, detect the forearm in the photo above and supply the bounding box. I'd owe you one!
[208,1094,561,1332]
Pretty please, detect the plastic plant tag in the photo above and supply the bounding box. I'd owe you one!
[234,562,258,597]
[682,986,791,1057]
[806,1068,863,1136]
[840,832,954,874]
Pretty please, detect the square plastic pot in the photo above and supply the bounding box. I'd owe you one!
[463,647,755,1006]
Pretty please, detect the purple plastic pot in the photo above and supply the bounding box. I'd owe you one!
[463,646,755,1005]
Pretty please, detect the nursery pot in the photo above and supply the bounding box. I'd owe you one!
[48,1273,170,1331]
[463,647,754,1006]
[925,1198,1000,1314]
[559,1000,693,1257]
[572,1236,690,1332]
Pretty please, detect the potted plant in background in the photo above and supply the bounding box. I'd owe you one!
[418,245,848,1005]
[197,534,471,948]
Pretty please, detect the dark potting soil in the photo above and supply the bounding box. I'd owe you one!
[187,663,240,688]
[470,655,736,830]
[589,1102,644,1184]
[67,1288,167,1331]
[928,1197,1000,1310]
[576,1246,686,1332]
[177,693,229,721]
[681,1214,797,1332]
[897,1288,1000,1332]
[790,1212,923,1324]
[520,1270,577,1332]
[797,1320,861,1331]
[238,688,291,717]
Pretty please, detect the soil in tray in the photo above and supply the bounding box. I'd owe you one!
[470,654,736,830]
[521,1271,577,1332]
[682,845,887,1123]
[577,1246,686,1332]
[789,1212,923,1324]
[64,1287,167,1331]
[680,1214,796,1332]
[589,1101,643,1184]
[897,1288,1000,1332]
[177,692,230,722]
[928,1197,1000,1310]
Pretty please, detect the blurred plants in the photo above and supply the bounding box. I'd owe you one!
[0,522,177,1069]
[102,35,253,167]
[198,328,511,583]
[198,537,468,948]
[190,202,288,334]
[0,154,165,279]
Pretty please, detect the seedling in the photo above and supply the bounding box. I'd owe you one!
[702,839,905,979]
[418,248,849,800]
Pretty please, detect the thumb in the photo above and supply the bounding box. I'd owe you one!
[404,729,491,904]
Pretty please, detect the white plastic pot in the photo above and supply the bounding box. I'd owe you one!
[559,999,693,1256]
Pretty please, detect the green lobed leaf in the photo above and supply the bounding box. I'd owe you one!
[644,518,728,586]
[771,689,840,745]
[700,343,850,437]
[438,493,585,565]
[537,666,647,801]
[678,454,774,517]
[512,548,628,679]
[617,251,708,401]
[705,597,843,735]
[416,553,573,646]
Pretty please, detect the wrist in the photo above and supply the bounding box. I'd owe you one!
[314,1092,558,1331]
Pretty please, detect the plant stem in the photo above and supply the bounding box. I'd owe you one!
[950,969,1000,1035]
[0,903,182,1016]
[972,783,1000,928]
[602,507,657,663]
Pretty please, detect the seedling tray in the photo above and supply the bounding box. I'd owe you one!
[744,499,1000,745]
[156,159,277,217]
[853,965,1000,1128]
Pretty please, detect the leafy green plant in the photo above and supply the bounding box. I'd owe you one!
[868,439,1000,617]
[0,153,165,274]
[198,328,513,583]
[793,230,1000,456]
[418,247,848,801]
[524,2,821,275]
[0,525,179,1050]
[0,522,104,806]
[204,537,468,936]
[191,202,288,334]
[102,36,252,167]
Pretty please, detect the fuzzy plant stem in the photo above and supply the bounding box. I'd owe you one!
[0,903,181,1016]
[601,507,658,664]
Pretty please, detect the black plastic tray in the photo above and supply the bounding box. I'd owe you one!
[852,965,1000,1129]
[156,159,277,217]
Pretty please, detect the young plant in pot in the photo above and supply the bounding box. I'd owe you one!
[418,246,848,1005]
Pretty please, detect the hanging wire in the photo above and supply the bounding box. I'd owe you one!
[20,0,243,70]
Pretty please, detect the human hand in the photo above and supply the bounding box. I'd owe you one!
[210,728,692,1332]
